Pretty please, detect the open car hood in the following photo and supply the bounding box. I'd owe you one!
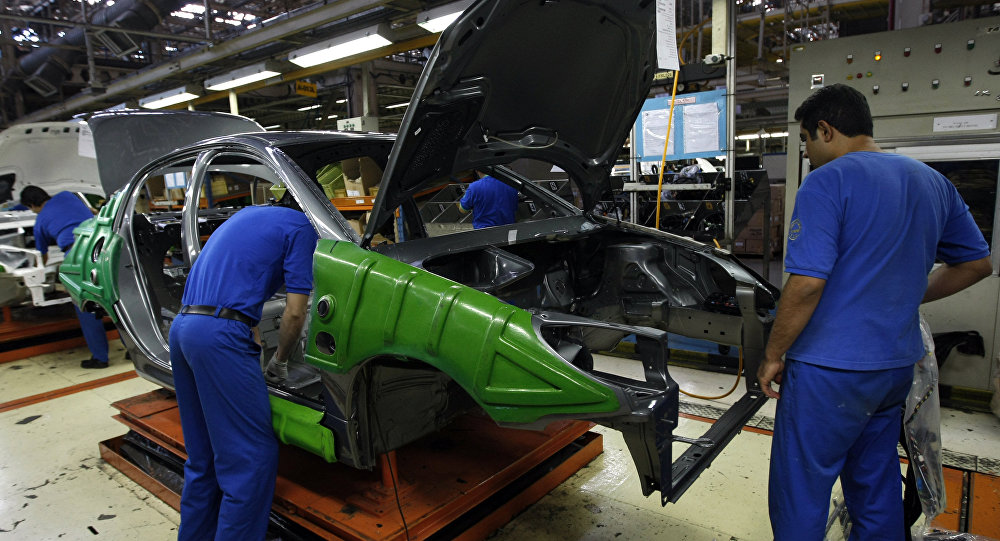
[364,0,655,244]
[86,109,264,195]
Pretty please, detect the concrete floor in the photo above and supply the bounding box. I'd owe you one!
[2,340,999,540]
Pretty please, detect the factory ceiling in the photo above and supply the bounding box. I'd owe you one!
[0,0,996,134]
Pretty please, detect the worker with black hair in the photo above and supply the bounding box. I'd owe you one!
[20,185,109,369]
[758,84,992,540]
[168,187,317,541]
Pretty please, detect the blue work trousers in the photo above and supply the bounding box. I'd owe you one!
[74,305,108,363]
[769,359,912,541]
[169,314,277,541]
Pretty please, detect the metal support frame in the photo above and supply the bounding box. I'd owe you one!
[16,0,393,123]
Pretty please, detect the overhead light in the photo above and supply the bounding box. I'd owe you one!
[139,85,200,109]
[416,0,473,33]
[288,25,392,68]
[336,99,347,104]
[264,124,280,130]
[327,114,338,119]
[297,104,322,111]
[205,61,282,91]
[736,134,760,140]
[385,102,408,109]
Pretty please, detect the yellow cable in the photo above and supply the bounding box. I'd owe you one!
[713,238,721,249]
[678,346,743,400]
[654,70,680,230]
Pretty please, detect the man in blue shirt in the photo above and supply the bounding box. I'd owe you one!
[169,193,318,541]
[758,84,992,540]
[458,171,518,228]
[20,186,109,369]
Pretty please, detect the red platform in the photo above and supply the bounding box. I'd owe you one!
[101,389,603,540]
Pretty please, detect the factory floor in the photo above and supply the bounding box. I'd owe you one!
[2,339,999,540]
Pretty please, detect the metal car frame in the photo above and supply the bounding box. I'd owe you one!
[61,129,778,505]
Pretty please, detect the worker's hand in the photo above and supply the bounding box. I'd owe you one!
[757,354,784,399]
[264,353,288,384]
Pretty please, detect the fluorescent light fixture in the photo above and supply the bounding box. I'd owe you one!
[297,104,322,111]
[385,102,408,109]
[263,124,280,130]
[736,134,760,140]
[139,85,200,109]
[416,0,473,33]
[336,98,347,104]
[327,114,338,119]
[205,61,281,91]
[288,25,391,68]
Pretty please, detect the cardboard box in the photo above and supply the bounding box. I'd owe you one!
[341,156,383,195]
[346,219,363,236]
[344,177,365,197]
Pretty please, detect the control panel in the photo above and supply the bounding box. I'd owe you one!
[788,16,1000,132]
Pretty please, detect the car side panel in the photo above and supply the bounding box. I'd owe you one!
[306,239,620,424]
[59,191,124,321]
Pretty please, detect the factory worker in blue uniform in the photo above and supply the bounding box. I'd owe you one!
[758,84,992,540]
[169,187,318,541]
[20,186,109,369]
[457,171,518,229]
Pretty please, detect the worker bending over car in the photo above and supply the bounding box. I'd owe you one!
[169,188,318,541]
[20,186,109,369]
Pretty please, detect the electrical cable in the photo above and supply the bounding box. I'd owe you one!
[654,69,680,230]
[369,383,411,541]
[677,346,743,400]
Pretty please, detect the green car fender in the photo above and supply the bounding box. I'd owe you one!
[59,192,125,323]
[305,239,621,425]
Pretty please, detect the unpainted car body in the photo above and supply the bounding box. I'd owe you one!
[60,0,778,504]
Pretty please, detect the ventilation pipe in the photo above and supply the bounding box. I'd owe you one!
[5,0,184,97]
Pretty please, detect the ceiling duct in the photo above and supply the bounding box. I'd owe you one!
[4,0,185,97]
[94,26,141,57]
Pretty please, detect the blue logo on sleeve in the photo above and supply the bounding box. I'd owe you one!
[789,219,802,240]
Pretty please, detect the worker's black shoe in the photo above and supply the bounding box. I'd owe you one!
[81,358,109,369]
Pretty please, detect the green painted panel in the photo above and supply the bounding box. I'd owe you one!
[58,192,125,323]
[304,239,620,425]
[270,396,337,463]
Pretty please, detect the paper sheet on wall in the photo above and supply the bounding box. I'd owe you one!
[642,109,676,158]
[655,0,679,71]
[682,103,720,153]
[77,123,96,158]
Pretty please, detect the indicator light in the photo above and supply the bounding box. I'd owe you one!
[866,71,873,77]
[874,50,882,61]
[934,43,942,54]
[903,47,911,57]
[846,54,854,64]
[964,76,972,86]
[847,74,854,80]
[857,72,863,79]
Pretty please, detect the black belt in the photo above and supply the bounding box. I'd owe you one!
[180,305,255,326]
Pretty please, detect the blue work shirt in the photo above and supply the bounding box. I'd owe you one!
[181,206,318,323]
[33,191,95,255]
[785,152,989,370]
[459,175,518,229]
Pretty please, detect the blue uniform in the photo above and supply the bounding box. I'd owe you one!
[459,175,518,229]
[34,191,108,364]
[169,206,317,541]
[771,152,990,540]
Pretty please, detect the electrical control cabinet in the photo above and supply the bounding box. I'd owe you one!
[785,17,1000,392]
[787,17,1000,132]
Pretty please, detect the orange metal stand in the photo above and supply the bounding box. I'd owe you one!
[101,389,603,541]
[0,304,119,363]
